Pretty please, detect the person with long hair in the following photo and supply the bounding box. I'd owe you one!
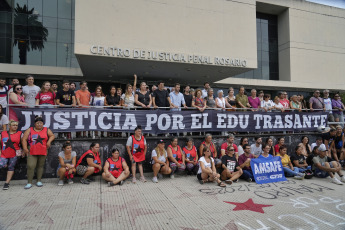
[330,125,345,162]
[167,137,186,178]
[220,145,243,184]
[274,137,285,153]
[75,142,102,185]
[151,139,172,183]
[8,84,26,122]
[265,137,275,156]
[126,125,147,183]
[135,81,152,108]
[57,141,76,186]
[197,146,225,187]
[105,86,121,137]
[276,145,305,179]
[273,96,284,112]
[260,144,273,159]
[121,74,137,108]
[237,137,249,156]
[102,148,130,186]
[290,145,309,172]
[332,93,345,128]
[199,134,220,167]
[22,116,55,189]
[192,89,206,112]
[183,138,199,175]
[35,81,56,107]
[225,87,236,110]
[299,136,312,157]
[90,88,105,138]
[261,94,274,112]
[290,95,302,112]
[0,104,9,132]
[0,120,23,190]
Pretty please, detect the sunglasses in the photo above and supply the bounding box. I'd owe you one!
[16,88,22,90]
[228,149,235,151]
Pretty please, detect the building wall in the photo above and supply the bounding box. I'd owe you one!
[74,0,257,69]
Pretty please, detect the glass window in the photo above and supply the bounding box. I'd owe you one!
[42,42,57,66]
[43,0,57,17]
[58,0,72,19]
[57,29,71,43]
[58,18,71,30]
[43,16,57,28]
[28,0,43,16]
[46,28,57,42]
[57,42,71,67]
[26,49,42,65]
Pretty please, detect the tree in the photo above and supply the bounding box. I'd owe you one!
[13,3,48,65]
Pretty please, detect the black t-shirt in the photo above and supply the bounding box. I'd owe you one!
[183,93,193,107]
[136,91,150,106]
[290,153,305,167]
[56,89,75,105]
[221,155,238,172]
[322,132,335,146]
[334,134,343,149]
[105,95,120,106]
[152,89,169,107]
[80,153,94,166]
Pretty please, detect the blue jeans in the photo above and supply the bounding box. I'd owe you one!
[240,170,255,180]
[283,167,301,177]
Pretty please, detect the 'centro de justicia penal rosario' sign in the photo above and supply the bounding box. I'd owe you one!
[90,45,247,67]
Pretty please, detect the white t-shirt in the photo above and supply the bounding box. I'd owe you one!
[323,98,332,114]
[197,156,214,174]
[261,100,274,111]
[23,85,40,107]
[0,114,9,131]
[216,97,226,108]
[238,145,244,156]
[202,89,208,99]
[273,102,284,111]
[121,93,135,107]
[151,149,167,164]
[90,96,105,106]
[251,144,263,156]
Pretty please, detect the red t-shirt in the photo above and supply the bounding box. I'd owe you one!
[280,99,290,109]
[221,142,238,153]
[35,91,55,105]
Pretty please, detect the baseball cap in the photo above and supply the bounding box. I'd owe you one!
[157,139,165,144]
[318,144,327,152]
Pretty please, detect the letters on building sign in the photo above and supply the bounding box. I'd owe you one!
[90,45,247,67]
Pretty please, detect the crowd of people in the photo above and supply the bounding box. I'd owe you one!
[0,117,344,190]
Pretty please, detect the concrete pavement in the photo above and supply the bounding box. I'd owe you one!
[0,173,345,230]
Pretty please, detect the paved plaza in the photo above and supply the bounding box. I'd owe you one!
[0,173,345,230]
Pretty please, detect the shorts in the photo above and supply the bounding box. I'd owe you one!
[314,162,333,178]
[0,156,17,171]
[197,173,202,180]
[132,159,143,164]
[76,165,88,176]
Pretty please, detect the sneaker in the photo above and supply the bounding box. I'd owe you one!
[87,177,95,182]
[132,177,137,183]
[294,176,303,180]
[119,180,124,186]
[246,178,252,182]
[24,183,32,189]
[152,177,158,183]
[170,174,175,179]
[81,178,90,185]
[225,179,233,185]
[297,173,305,179]
[58,180,64,186]
[36,182,43,187]
[341,176,345,183]
[331,177,344,185]
[140,176,147,182]
[199,180,204,184]
[108,182,115,187]
[158,173,163,179]
[3,183,9,190]
[67,179,73,184]
[233,179,239,183]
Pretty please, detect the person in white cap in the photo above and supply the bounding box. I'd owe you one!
[312,144,345,185]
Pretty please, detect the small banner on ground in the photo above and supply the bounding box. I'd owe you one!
[250,156,287,184]
[14,108,328,134]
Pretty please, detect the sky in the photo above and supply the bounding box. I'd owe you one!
[306,0,345,8]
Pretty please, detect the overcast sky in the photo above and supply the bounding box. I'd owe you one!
[306,0,345,8]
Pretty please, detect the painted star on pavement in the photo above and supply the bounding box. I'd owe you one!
[35,135,44,145]
[224,198,272,214]
[5,138,16,151]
